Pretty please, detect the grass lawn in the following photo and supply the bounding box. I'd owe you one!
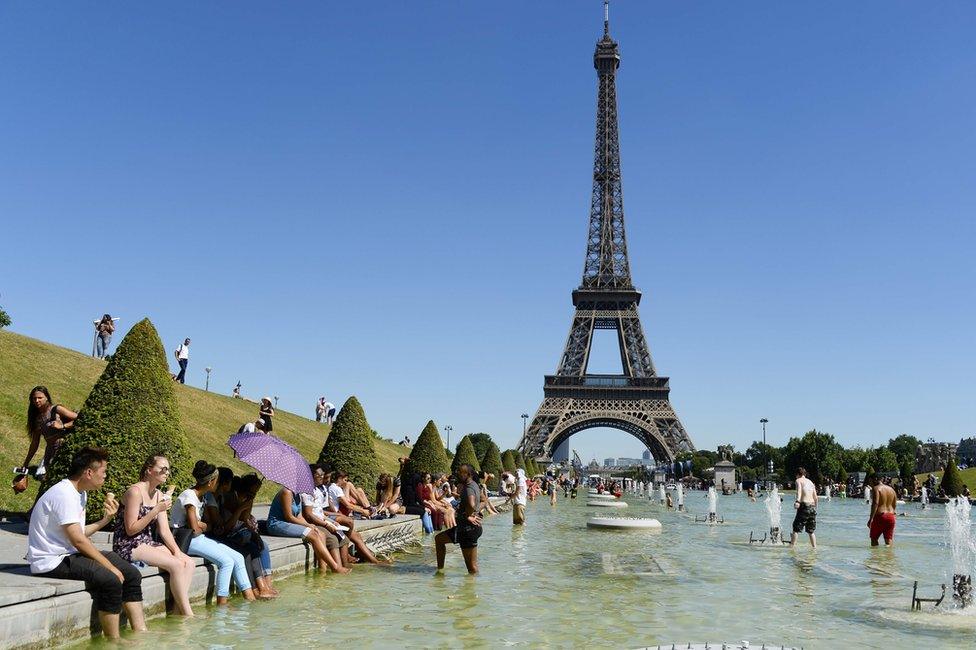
[916,467,976,491]
[0,329,409,512]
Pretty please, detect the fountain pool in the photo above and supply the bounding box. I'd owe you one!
[78,493,975,648]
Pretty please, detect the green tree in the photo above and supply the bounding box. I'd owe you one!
[467,433,494,463]
[43,319,190,521]
[451,435,481,476]
[887,434,922,468]
[842,446,870,473]
[744,441,784,472]
[940,457,964,497]
[501,449,517,473]
[318,396,379,489]
[0,305,10,329]
[898,458,915,488]
[783,430,843,487]
[868,446,899,474]
[406,420,449,477]
[479,441,504,490]
[837,466,848,486]
[514,451,526,471]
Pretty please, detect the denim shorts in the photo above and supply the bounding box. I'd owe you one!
[266,518,311,538]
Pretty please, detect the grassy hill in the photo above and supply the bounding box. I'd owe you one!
[916,468,976,493]
[0,329,408,512]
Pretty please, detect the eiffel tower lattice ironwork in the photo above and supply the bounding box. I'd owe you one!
[519,4,695,463]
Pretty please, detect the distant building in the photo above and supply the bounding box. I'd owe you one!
[615,457,644,467]
[642,449,651,461]
[604,458,617,468]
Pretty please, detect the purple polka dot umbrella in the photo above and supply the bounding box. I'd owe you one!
[228,431,314,495]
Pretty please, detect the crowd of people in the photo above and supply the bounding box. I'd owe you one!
[16,384,522,639]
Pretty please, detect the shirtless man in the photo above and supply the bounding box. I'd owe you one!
[790,467,818,548]
[867,474,898,546]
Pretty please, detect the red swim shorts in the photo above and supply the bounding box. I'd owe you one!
[870,512,896,544]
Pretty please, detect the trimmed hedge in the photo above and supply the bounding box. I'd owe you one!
[501,449,517,473]
[406,420,449,477]
[940,456,964,497]
[480,441,503,490]
[514,450,527,471]
[319,396,378,489]
[43,319,190,522]
[451,435,481,476]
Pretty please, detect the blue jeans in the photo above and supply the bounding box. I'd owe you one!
[96,334,111,358]
[266,517,311,539]
[186,535,252,597]
[176,358,188,383]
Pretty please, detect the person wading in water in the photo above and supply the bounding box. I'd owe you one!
[867,474,898,547]
[790,467,818,549]
[434,464,483,575]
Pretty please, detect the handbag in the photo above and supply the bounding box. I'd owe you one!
[170,527,198,554]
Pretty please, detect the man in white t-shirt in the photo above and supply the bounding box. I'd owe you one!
[174,338,190,384]
[512,469,528,526]
[320,467,389,565]
[238,418,267,435]
[323,401,336,425]
[27,447,147,640]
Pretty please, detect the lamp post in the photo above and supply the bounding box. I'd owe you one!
[444,425,453,450]
[274,396,279,408]
[204,367,212,392]
[760,418,769,489]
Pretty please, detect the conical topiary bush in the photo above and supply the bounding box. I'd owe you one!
[514,450,527,471]
[480,441,503,491]
[451,435,481,476]
[940,456,964,497]
[406,420,449,477]
[501,449,517,473]
[43,318,190,521]
[319,396,379,489]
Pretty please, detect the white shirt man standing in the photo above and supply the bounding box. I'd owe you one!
[790,467,819,548]
[174,338,190,384]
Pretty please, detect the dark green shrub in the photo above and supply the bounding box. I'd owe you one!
[480,441,503,490]
[501,449,517,473]
[319,396,379,489]
[406,420,449,477]
[43,319,190,522]
[467,433,494,463]
[940,457,964,497]
[514,451,526,471]
[451,435,481,476]
[0,306,10,329]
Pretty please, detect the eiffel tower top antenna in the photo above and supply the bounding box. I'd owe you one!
[604,0,610,36]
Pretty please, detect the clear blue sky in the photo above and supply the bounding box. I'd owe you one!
[2,2,974,464]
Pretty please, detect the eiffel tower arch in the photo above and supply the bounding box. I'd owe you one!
[519,4,695,464]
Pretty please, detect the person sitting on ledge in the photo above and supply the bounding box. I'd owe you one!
[204,468,278,598]
[322,468,391,565]
[374,473,403,517]
[300,464,354,568]
[333,470,374,517]
[265,482,349,574]
[478,471,499,516]
[113,454,196,616]
[172,461,265,603]
[28,447,148,640]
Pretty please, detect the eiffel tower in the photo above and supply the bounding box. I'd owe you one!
[520,3,695,463]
